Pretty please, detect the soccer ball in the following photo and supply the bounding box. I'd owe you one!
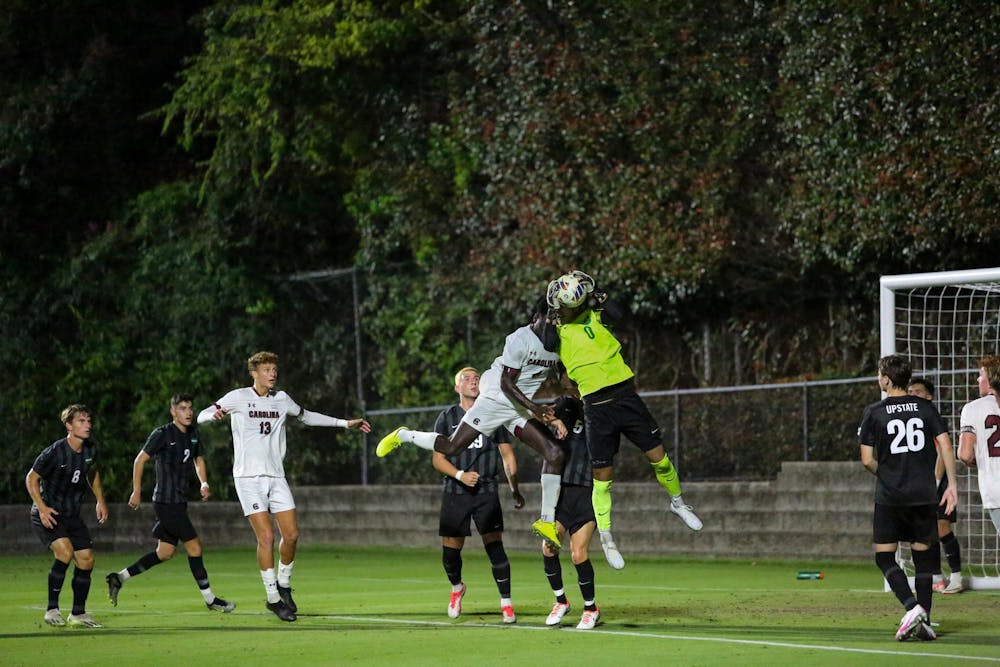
[548,273,588,308]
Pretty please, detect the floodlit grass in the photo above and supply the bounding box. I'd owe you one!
[4,545,1000,666]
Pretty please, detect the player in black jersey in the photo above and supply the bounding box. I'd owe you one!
[907,377,964,594]
[859,355,958,641]
[541,394,602,630]
[25,404,108,628]
[431,367,525,624]
[106,394,234,613]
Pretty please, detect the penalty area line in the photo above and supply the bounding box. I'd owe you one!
[327,614,1000,663]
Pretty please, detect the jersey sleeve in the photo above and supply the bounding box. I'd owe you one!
[31,445,55,477]
[857,406,875,446]
[499,330,529,371]
[926,403,949,436]
[433,409,450,438]
[142,427,166,456]
[283,393,303,418]
[960,401,975,432]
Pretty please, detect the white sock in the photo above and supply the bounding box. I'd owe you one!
[200,586,215,603]
[540,474,561,522]
[500,597,512,608]
[118,568,131,582]
[452,583,464,593]
[261,568,280,604]
[409,431,437,451]
[277,560,294,588]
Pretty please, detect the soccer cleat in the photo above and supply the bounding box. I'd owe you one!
[447,583,466,619]
[43,608,65,626]
[669,500,703,531]
[375,426,407,457]
[914,621,938,641]
[67,612,104,628]
[266,600,297,622]
[207,597,236,612]
[576,606,601,630]
[895,604,927,641]
[942,573,964,594]
[599,530,626,570]
[277,584,297,613]
[106,572,122,607]
[932,579,947,593]
[501,605,516,624]
[546,601,571,626]
[532,519,562,550]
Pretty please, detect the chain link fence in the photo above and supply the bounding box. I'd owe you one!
[365,376,876,485]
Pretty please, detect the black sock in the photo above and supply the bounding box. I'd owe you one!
[47,560,69,610]
[442,546,462,586]
[70,567,92,615]
[127,550,163,577]
[912,549,936,620]
[574,559,596,609]
[875,551,916,610]
[941,531,962,574]
[544,554,567,602]
[485,541,511,598]
[188,555,210,590]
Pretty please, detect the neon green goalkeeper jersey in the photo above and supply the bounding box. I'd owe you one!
[557,309,634,397]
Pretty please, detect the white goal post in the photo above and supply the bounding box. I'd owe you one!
[880,267,1000,590]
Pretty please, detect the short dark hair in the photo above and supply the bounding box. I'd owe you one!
[878,355,912,391]
[907,376,934,396]
[171,393,194,407]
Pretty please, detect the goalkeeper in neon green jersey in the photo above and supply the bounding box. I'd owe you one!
[543,271,702,570]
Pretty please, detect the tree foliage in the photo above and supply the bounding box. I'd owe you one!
[3,0,1000,500]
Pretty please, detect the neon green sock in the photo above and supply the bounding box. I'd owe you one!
[651,456,682,496]
[592,479,613,531]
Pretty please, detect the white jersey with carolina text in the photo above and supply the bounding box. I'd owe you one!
[205,387,303,478]
[478,324,560,404]
[960,395,1000,508]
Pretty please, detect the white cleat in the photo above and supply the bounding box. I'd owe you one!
[670,500,703,531]
[599,530,625,570]
[447,583,466,619]
[896,604,927,641]
[67,612,104,628]
[576,607,601,630]
[43,608,65,626]
[941,573,964,594]
[546,601,571,626]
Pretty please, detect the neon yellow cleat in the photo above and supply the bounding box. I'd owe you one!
[532,519,562,549]
[376,426,407,457]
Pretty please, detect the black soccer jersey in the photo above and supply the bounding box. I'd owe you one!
[31,438,97,517]
[553,396,592,487]
[433,404,511,495]
[858,394,949,506]
[143,423,204,504]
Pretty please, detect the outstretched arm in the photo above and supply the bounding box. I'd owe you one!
[298,409,372,433]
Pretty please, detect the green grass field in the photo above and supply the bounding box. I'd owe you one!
[5,545,1000,666]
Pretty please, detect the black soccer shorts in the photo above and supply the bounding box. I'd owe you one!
[30,511,93,551]
[873,502,937,545]
[439,489,504,538]
[152,502,199,545]
[555,484,596,536]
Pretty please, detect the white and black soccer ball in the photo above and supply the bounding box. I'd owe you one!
[547,273,588,308]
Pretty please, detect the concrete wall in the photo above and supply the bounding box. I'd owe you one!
[2,461,874,560]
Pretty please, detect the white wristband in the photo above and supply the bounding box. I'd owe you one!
[454,470,464,483]
[200,482,209,488]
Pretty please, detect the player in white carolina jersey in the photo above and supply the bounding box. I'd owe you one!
[198,351,371,622]
[376,298,568,548]
[958,355,1000,535]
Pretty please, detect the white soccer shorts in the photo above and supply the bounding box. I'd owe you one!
[234,476,296,516]
[461,391,529,436]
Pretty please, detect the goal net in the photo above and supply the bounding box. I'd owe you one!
[880,267,1000,590]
